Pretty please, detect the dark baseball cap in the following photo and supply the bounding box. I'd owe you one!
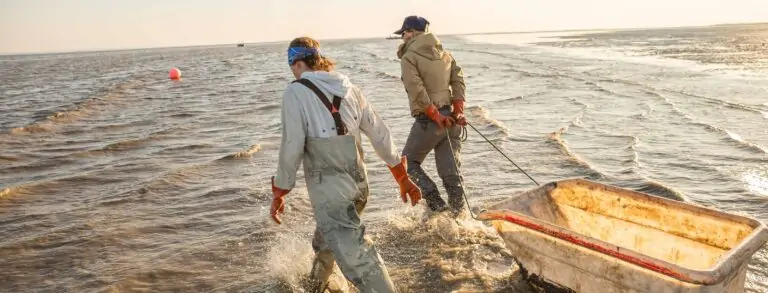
[393,15,430,35]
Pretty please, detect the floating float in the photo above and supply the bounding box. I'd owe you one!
[169,67,181,80]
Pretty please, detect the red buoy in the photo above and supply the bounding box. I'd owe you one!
[169,68,181,80]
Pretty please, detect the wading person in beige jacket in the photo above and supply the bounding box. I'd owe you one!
[394,16,468,216]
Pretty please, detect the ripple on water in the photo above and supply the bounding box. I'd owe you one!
[2,28,768,292]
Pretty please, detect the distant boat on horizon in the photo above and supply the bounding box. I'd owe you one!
[237,43,245,47]
[385,35,400,40]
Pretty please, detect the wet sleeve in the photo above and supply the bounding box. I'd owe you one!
[401,55,431,113]
[449,53,466,101]
[356,88,401,167]
[274,87,307,190]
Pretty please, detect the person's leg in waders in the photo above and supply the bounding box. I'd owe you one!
[434,108,466,215]
[307,195,368,292]
[302,135,396,293]
[402,106,458,213]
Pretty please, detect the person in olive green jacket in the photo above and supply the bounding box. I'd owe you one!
[394,15,468,215]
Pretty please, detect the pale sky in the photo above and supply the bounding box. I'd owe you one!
[1,0,766,54]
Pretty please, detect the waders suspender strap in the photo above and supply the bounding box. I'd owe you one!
[292,78,348,135]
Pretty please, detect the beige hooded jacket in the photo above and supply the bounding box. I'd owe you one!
[397,32,466,116]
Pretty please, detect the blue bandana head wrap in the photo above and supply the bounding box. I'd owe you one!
[287,46,320,65]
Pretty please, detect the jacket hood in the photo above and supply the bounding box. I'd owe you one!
[299,71,352,98]
[399,32,444,60]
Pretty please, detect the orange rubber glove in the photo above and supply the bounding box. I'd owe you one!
[452,100,466,126]
[424,104,455,129]
[388,156,422,206]
[270,176,291,224]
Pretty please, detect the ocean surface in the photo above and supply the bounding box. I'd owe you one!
[1,23,767,292]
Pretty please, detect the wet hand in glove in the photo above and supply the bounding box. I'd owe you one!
[452,100,467,126]
[270,176,291,224]
[388,156,422,206]
[425,104,455,129]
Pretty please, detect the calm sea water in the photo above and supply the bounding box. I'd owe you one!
[1,23,767,292]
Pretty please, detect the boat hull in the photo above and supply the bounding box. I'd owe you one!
[479,179,767,293]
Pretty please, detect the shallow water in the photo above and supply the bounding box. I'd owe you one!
[1,23,767,292]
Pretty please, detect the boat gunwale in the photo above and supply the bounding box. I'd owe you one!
[479,178,768,285]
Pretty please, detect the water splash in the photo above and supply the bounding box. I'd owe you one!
[265,233,350,292]
[570,112,585,127]
[376,209,533,292]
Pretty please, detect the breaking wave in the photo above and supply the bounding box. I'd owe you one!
[7,78,146,135]
[625,136,641,167]
[467,106,510,137]
[634,178,688,202]
[693,122,768,154]
[219,144,261,160]
[70,128,182,157]
[0,186,23,198]
[724,131,768,154]
[375,71,400,80]
[670,89,766,115]
[650,91,767,154]
[546,126,604,179]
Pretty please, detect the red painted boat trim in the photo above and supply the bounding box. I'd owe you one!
[486,211,695,283]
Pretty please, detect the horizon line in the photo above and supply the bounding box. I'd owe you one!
[2,21,766,57]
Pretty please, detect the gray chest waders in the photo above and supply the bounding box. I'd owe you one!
[292,79,397,293]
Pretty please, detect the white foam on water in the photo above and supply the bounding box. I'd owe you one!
[726,130,745,143]
[725,129,768,154]
[378,208,531,292]
[744,170,768,197]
